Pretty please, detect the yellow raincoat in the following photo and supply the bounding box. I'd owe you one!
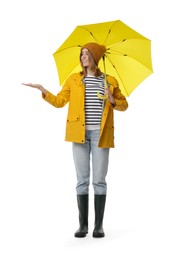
[42,73,128,148]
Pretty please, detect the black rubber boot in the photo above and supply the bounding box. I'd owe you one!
[74,194,88,238]
[93,194,106,238]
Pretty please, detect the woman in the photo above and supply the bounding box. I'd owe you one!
[22,42,128,238]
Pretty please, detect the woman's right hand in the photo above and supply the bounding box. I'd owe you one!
[22,83,43,90]
[22,83,47,97]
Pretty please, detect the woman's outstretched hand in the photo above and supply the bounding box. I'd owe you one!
[22,83,47,96]
[22,83,43,90]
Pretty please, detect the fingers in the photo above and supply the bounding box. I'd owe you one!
[105,88,111,96]
[21,83,33,86]
[22,83,38,88]
[21,83,43,91]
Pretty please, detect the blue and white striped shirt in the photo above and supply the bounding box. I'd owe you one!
[83,75,105,129]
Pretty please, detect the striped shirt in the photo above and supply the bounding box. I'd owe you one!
[83,75,105,129]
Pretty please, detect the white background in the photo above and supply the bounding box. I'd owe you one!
[0,0,176,259]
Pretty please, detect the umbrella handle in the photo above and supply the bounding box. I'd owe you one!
[97,92,108,100]
[97,54,108,100]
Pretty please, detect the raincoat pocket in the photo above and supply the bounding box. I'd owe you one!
[65,115,84,143]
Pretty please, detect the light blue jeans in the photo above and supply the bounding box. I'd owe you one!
[72,130,110,195]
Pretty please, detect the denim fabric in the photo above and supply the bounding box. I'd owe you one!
[72,130,110,195]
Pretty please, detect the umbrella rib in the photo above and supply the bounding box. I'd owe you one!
[106,50,127,56]
[104,53,130,96]
[103,20,119,46]
[77,26,100,43]
[103,29,112,46]
[106,50,152,71]
[56,45,82,53]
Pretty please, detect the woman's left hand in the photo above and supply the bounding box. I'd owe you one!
[105,88,116,106]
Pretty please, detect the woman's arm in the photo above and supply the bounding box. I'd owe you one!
[106,76,128,111]
[22,81,70,108]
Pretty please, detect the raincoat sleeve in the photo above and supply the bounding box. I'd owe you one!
[108,76,128,111]
[42,80,70,108]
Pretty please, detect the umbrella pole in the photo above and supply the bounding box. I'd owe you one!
[97,55,108,100]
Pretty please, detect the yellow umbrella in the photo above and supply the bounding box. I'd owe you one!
[53,20,153,96]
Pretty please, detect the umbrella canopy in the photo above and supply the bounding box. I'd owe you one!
[53,20,153,96]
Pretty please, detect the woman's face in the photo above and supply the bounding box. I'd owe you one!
[80,48,90,67]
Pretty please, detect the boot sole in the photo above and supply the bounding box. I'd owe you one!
[74,232,88,238]
[93,232,105,238]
